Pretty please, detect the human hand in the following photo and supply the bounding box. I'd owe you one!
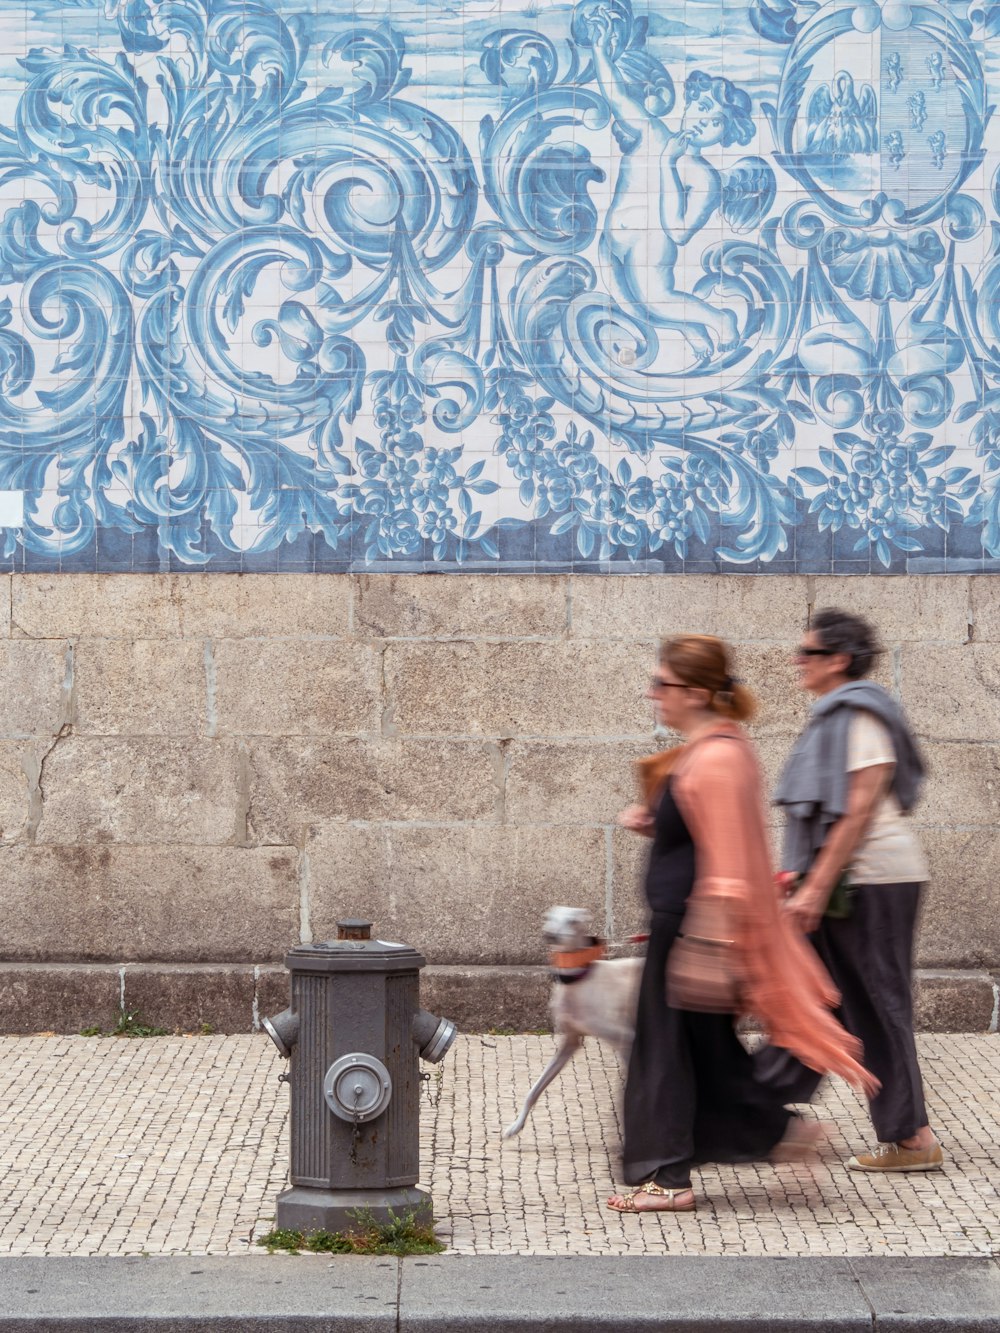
[775,871,799,897]
[617,803,654,836]
[666,129,693,161]
[588,7,616,55]
[782,882,826,934]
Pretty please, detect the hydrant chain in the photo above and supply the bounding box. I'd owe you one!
[348,1086,363,1166]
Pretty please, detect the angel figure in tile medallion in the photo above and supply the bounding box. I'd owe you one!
[587,4,772,366]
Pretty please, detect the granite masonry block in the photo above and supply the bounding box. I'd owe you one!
[0,963,122,1034]
[12,575,189,640]
[383,640,654,737]
[352,573,567,638]
[74,639,208,736]
[812,576,973,644]
[610,825,654,942]
[12,573,351,640]
[36,737,243,846]
[420,965,551,1032]
[0,640,71,739]
[918,828,1000,968]
[171,575,351,639]
[213,640,382,736]
[255,965,291,1022]
[900,644,1000,741]
[306,823,607,964]
[0,742,31,843]
[0,845,299,962]
[247,737,500,843]
[122,964,257,1033]
[913,969,997,1032]
[569,574,808,642]
[728,644,811,736]
[968,576,1000,641]
[914,742,1000,827]
[504,740,652,825]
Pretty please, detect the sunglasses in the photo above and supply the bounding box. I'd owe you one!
[795,646,836,658]
[650,676,687,690]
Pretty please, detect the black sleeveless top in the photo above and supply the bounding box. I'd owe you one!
[643,779,697,916]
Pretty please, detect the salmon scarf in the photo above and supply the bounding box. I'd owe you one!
[637,723,878,1098]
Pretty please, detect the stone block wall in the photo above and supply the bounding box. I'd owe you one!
[0,573,997,1034]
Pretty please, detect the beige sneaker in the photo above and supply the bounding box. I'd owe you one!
[847,1141,944,1172]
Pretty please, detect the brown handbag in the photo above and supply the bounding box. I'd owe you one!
[666,896,746,1014]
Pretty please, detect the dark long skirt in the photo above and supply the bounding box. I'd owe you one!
[622,909,793,1189]
[755,882,928,1143]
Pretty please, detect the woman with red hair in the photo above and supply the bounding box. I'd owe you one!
[607,635,876,1214]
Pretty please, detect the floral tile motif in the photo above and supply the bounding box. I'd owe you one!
[0,0,999,571]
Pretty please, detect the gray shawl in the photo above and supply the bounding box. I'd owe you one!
[773,681,926,873]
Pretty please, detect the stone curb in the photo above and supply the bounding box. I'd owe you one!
[0,1256,998,1331]
[1,963,997,1035]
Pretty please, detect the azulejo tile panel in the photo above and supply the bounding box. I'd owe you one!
[0,0,998,572]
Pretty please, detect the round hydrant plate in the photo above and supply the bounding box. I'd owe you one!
[323,1053,393,1123]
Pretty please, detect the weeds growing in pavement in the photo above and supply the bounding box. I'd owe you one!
[256,1209,444,1257]
[79,1008,168,1038]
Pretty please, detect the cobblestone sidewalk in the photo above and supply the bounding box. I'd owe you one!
[1,1034,997,1258]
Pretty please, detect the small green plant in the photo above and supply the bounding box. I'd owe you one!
[256,1209,444,1257]
[110,1008,168,1038]
[197,1021,215,1035]
[112,1009,168,1038]
[79,1010,168,1038]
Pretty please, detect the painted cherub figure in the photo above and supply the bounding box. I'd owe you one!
[589,6,757,362]
[928,130,947,169]
[886,52,903,93]
[886,129,905,169]
[927,51,945,91]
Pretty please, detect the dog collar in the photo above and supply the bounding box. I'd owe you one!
[549,940,606,984]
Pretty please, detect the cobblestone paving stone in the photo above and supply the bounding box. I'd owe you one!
[0,1033,997,1257]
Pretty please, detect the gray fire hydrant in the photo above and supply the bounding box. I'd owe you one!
[262,919,457,1234]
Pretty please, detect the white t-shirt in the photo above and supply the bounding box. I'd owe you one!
[845,712,928,885]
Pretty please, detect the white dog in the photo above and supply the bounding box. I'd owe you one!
[502,906,643,1139]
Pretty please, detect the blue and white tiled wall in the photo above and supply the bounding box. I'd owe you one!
[1,0,999,572]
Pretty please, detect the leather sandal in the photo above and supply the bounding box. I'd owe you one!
[607,1180,696,1213]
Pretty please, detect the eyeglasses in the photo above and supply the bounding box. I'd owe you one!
[795,646,836,658]
[650,676,687,691]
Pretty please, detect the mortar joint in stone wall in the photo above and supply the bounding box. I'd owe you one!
[204,639,218,739]
[298,845,312,945]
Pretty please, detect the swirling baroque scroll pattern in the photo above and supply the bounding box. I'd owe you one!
[0,0,999,566]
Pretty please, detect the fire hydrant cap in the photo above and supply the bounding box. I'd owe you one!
[284,939,426,973]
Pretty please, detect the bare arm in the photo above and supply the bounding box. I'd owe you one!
[784,763,893,933]
[591,23,649,138]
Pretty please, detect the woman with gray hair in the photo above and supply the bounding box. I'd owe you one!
[762,607,943,1173]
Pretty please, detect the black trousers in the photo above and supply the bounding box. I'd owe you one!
[755,882,928,1143]
[622,910,792,1189]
